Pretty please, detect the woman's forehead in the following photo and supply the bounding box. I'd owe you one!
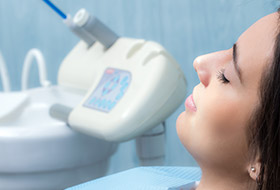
[237,13,278,86]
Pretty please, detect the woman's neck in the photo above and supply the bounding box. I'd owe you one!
[196,166,255,190]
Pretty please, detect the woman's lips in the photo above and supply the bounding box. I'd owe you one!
[185,94,197,112]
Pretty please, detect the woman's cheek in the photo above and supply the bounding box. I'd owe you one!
[197,92,242,137]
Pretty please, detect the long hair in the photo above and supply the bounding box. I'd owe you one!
[249,10,280,190]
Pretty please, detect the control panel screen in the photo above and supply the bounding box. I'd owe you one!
[83,68,132,113]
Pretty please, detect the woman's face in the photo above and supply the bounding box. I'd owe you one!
[176,13,278,173]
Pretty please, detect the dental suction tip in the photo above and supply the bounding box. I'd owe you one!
[42,0,67,19]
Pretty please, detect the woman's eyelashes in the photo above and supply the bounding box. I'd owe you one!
[217,69,230,84]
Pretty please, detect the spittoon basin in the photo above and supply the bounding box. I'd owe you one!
[0,86,117,190]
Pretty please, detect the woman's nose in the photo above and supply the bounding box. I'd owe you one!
[193,50,229,87]
[193,55,211,87]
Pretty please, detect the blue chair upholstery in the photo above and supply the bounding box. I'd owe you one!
[66,167,201,190]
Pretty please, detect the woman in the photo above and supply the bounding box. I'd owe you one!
[176,11,280,190]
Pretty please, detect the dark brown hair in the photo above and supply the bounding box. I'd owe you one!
[249,10,280,190]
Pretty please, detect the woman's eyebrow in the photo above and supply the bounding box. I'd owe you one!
[233,43,243,82]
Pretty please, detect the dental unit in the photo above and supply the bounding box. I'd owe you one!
[0,0,187,189]
[44,0,187,142]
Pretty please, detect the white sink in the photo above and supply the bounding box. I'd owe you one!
[0,86,117,190]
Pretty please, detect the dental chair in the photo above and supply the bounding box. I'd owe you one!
[0,1,190,189]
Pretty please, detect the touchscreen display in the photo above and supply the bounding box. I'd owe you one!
[83,68,132,113]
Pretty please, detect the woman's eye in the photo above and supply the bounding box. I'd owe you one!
[217,69,230,84]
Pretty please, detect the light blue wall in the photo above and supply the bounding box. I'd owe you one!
[0,0,278,174]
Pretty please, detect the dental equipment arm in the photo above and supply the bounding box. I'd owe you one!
[42,0,118,48]
[49,104,72,123]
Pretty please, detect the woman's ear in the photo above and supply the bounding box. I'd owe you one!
[248,160,261,181]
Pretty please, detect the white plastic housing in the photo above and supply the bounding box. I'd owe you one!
[58,38,187,142]
[58,40,105,91]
